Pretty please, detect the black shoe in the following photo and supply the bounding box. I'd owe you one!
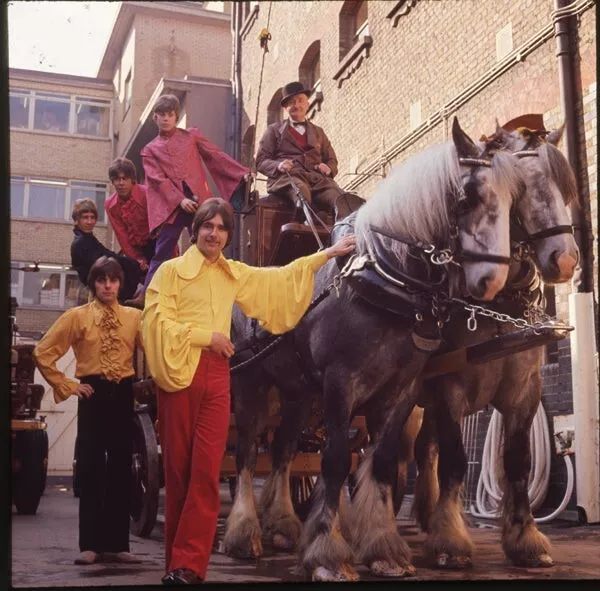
[162,568,203,585]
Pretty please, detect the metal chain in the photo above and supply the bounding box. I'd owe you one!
[463,301,569,334]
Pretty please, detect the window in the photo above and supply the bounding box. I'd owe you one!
[299,41,321,92]
[9,92,31,128]
[12,262,87,310]
[10,177,25,217]
[339,0,369,61]
[123,70,132,115]
[28,180,67,220]
[9,89,111,138]
[10,176,109,222]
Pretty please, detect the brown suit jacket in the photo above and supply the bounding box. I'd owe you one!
[256,120,339,193]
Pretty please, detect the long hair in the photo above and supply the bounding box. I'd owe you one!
[354,142,520,267]
[87,256,124,296]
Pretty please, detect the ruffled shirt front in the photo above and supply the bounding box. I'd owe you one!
[33,299,142,403]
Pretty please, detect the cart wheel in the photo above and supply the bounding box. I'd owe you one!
[13,428,48,515]
[130,412,160,537]
[290,475,317,521]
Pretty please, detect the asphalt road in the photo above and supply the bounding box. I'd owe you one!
[10,476,600,587]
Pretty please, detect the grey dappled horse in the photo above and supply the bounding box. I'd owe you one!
[224,118,519,581]
[411,124,579,570]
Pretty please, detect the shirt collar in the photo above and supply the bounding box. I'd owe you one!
[90,298,123,326]
[175,244,240,281]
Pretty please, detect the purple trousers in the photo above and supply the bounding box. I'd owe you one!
[144,208,193,289]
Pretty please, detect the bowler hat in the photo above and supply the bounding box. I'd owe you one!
[281,81,311,106]
[502,114,548,133]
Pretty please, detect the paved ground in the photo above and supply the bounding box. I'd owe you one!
[10,476,600,587]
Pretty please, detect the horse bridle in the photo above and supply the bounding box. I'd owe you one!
[508,148,574,251]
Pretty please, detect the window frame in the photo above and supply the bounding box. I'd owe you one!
[9,88,112,139]
[10,175,110,224]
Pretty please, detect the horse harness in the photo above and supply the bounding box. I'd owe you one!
[230,150,573,373]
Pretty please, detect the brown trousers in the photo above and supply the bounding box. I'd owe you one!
[269,168,345,211]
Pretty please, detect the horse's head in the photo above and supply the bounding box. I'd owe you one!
[483,122,579,284]
[450,117,516,300]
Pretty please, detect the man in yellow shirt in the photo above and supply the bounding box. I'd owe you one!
[33,257,143,566]
[142,197,355,585]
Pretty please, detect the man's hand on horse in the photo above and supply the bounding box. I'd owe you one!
[323,234,356,259]
[74,383,94,399]
[278,159,295,173]
[181,197,199,213]
[208,332,236,359]
[314,163,331,176]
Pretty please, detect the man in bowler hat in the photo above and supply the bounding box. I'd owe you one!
[255,81,347,217]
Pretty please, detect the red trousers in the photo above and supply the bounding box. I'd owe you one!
[157,351,230,578]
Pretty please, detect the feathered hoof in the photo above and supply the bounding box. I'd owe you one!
[512,553,554,568]
[312,564,360,582]
[272,532,295,552]
[223,536,263,560]
[435,552,473,570]
[369,560,416,578]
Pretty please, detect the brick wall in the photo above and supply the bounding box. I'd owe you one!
[239,0,597,513]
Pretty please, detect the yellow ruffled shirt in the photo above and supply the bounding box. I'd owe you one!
[141,245,329,392]
[33,299,142,403]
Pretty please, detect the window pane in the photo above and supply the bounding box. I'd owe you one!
[65,273,87,308]
[33,99,70,132]
[10,181,25,217]
[9,95,30,128]
[11,267,20,299]
[70,186,106,222]
[23,271,61,307]
[29,183,66,219]
[76,103,109,136]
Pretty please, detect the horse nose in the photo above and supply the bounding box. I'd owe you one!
[475,273,506,301]
[553,251,578,280]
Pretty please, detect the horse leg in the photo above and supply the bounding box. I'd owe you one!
[258,397,310,552]
[500,373,553,567]
[350,379,419,578]
[423,378,473,569]
[413,405,439,532]
[223,379,269,559]
[299,385,357,582]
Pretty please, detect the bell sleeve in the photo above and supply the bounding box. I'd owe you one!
[233,251,329,334]
[33,309,80,403]
[190,128,249,200]
[141,264,210,392]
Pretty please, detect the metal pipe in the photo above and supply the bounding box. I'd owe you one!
[553,0,593,293]
[554,0,600,525]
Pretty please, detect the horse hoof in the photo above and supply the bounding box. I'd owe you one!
[436,552,472,570]
[312,564,360,582]
[272,533,295,551]
[370,560,416,578]
[513,553,554,568]
[224,539,263,560]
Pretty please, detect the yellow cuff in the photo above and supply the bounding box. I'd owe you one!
[191,328,213,348]
[54,380,79,404]
[308,250,329,271]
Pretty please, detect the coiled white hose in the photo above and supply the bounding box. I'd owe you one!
[469,404,574,522]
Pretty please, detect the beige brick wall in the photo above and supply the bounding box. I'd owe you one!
[240,0,596,301]
[10,131,112,181]
[10,220,109,266]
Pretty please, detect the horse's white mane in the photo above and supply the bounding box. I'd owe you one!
[354,142,461,261]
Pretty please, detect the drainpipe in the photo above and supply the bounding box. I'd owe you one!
[230,4,239,160]
[554,0,600,524]
[231,2,243,162]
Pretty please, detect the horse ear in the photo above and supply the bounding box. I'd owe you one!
[547,124,565,146]
[452,117,479,157]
